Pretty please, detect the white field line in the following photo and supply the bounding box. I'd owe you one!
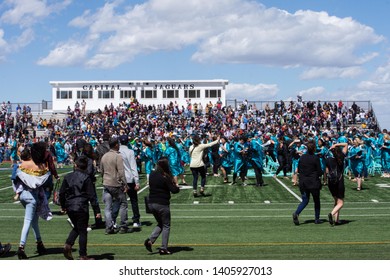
[1,213,390,220]
[97,185,234,190]
[274,177,302,202]
[0,186,13,191]
[0,170,73,192]
[0,207,390,212]
[0,206,390,212]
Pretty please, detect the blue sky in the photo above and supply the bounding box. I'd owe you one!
[1,0,390,129]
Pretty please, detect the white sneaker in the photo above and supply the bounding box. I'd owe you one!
[67,218,74,228]
[133,222,141,228]
[87,227,92,232]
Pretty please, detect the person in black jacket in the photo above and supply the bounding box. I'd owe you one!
[75,143,104,230]
[274,137,289,179]
[59,155,101,260]
[292,141,323,225]
[144,157,180,255]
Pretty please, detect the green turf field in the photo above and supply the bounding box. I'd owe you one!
[1,163,390,260]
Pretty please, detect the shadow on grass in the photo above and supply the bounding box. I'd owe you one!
[350,187,370,191]
[194,194,212,198]
[89,253,115,260]
[25,247,116,260]
[141,221,153,227]
[25,247,68,260]
[51,210,67,216]
[301,219,354,226]
[146,246,194,255]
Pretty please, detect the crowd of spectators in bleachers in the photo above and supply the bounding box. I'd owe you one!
[0,96,388,178]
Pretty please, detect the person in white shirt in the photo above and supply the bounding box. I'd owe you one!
[118,135,141,228]
[189,134,220,197]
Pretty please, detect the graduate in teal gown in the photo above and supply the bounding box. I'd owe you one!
[219,137,233,183]
[142,140,155,184]
[348,138,365,190]
[231,136,248,186]
[54,138,68,167]
[380,134,390,176]
[165,137,186,185]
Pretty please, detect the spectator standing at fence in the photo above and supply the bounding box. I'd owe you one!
[81,99,86,115]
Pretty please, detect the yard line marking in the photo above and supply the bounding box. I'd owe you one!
[0,186,13,191]
[7,240,390,248]
[97,185,150,194]
[274,177,302,202]
[1,205,390,211]
[138,185,149,194]
[2,213,390,219]
[0,170,72,192]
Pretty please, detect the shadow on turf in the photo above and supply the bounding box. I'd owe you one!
[88,253,115,260]
[25,247,68,260]
[23,247,116,260]
[351,187,370,191]
[51,210,67,216]
[147,246,194,255]
[141,221,153,227]
[300,219,354,226]
[247,183,268,187]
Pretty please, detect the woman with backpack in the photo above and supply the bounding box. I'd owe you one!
[326,142,348,226]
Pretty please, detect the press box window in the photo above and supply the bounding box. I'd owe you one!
[141,90,157,99]
[184,90,200,98]
[98,91,114,99]
[56,91,72,99]
[205,89,221,98]
[120,90,136,99]
[77,91,93,99]
[163,90,179,98]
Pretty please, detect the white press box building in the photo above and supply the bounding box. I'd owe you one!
[50,80,229,112]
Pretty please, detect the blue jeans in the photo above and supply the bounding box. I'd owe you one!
[148,203,171,250]
[103,186,128,230]
[295,189,321,220]
[190,166,206,190]
[19,190,42,246]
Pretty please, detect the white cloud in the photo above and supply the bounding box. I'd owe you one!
[192,8,383,67]
[37,41,89,66]
[0,27,34,55]
[356,62,390,99]
[226,82,278,100]
[1,0,72,27]
[0,0,71,59]
[297,87,326,99]
[0,29,6,48]
[300,66,364,80]
[42,0,382,69]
